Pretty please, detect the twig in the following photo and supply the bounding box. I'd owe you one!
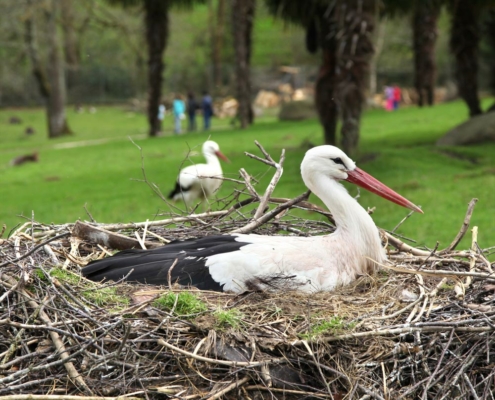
[0,395,141,400]
[391,210,415,233]
[157,338,285,367]
[251,145,285,220]
[440,198,478,254]
[238,168,259,200]
[384,232,431,257]
[207,376,250,400]
[0,232,70,268]
[230,191,311,234]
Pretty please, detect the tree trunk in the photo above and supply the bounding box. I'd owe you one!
[369,17,386,98]
[232,0,255,129]
[60,0,79,68]
[210,0,226,91]
[334,0,375,155]
[144,0,169,137]
[413,2,439,107]
[24,0,50,100]
[46,0,71,138]
[486,9,495,111]
[449,0,482,117]
[314,12,338,146]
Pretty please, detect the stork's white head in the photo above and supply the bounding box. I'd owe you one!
[301,145,423,213]
[202,140,229,162]
[301,145,356,184]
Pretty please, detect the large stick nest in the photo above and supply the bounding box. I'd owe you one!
[1,143,494,399]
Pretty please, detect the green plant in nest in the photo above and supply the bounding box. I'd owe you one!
[49,267,129,310]
[300,316,356,339]
[153,292,208,317]
[49,268,81,285]
[82,286,130,309]
[213,308,244,330]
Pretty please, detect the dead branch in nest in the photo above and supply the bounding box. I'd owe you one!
[440,198,478,254]
[72,221,161,250]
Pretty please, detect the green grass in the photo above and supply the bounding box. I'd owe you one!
[299,316,355,339]
[49,268,130,309]
[1,100,495,253]
[153,292,208,316]
[213,308,244,330]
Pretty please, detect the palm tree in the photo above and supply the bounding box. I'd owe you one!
[266,0,376,155]
[108,0,200,136]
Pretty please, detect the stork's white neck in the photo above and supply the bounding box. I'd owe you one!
[307,173,386,272]
[204,152,221,169]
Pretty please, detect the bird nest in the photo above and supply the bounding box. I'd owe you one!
[1,143,495,399]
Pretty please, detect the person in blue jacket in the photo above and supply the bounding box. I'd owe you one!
[173,95,185,134]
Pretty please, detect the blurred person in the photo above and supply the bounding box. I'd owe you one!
[384,86,394,112]
[201,90,214,130]
[158,103,166,122]
[187,92,198,131]
[173,95,185,134]
[393,85,402,110]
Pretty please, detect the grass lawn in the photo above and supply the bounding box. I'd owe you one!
[1,100,494,253]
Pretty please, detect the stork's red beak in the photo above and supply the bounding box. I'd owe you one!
[346,167,423,213]
[215,151,230,163]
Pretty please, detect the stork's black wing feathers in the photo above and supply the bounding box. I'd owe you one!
[168,181,191,199]
[82,235,250,291]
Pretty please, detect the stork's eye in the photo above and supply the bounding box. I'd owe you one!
[331,157,346,167]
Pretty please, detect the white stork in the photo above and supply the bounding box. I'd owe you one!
[83,145,422,293]
[168,140,229,207]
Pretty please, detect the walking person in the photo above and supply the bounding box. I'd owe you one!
[173,94,185,134]
[201,90,214,131]
[187,92,198,131]
[393,85,402,110]
[384,86,394,112]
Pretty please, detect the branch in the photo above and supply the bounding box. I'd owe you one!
[72,221,160,251]
[440,198,478,254]
[157,338,285,367]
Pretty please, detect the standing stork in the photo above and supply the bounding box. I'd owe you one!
[168,140,229,207]
[83,145,422,293]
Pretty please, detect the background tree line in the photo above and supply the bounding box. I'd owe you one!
[1,0,495,154]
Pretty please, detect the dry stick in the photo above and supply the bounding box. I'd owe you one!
[129,137,169,204]
[391,210,416,233]
[379,262,495,281]
[72,221,159,251]
[252,149,285,220]
[206,376,250,400]
[0,396,141,400]
[463,373,481,400]
[440,198,478,254]
[230,191,311,234]
[244,386,329,398]
[0,232,70,268]
[92,211,227,231]
[384,233,431,257]
[1,275,93,394]
[291,325,494,346]
[239,168,260,200]
[421,329,455,400]
[157,338,285,367]
[301,340,334,398]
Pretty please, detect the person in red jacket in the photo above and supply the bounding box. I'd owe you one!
[393,85,401,110]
